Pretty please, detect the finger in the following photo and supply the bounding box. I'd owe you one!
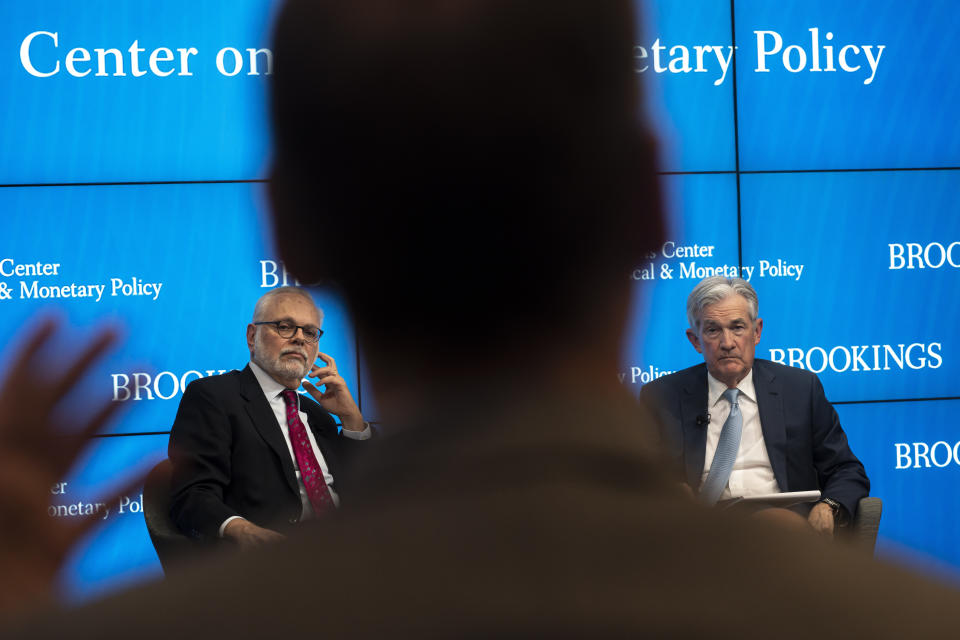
[51,327,120,401]
[315,352,336,369]
[0,456,51,522]
[302,380,323,402]
[6,316,60,377]
[308,366,335,379]
[312,375,345,389]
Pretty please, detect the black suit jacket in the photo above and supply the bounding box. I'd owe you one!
[168,365,360,540]
[640,359,869,516]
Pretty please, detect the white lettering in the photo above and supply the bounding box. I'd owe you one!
[65,47,91,77]
[246,47,273,76]
[827,346,850,373]
[112,374,131,401]
[755,30,781,72]
[838,44,861,73]
[882,344,905,371]
[94,48,125,77]
[216,47,243,76]
[888,243,905,270]
[152,371,179,400]
[861,45,885,85]
[805,346,828,374]
[913,442,931,469]
[21,34,197,78]
[713,46,734,86]
[928,343,943,369]
[112,369,229,402]
[771,342,944,373]
[783,45,807,73]
[148,47,175,77]
[930,441,953,468]
[20,31,59,77]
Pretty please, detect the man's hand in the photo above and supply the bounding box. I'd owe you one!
[807,501,836,537]
[303,352,365,431]
[0,317,136,614]
[222,518,286,550]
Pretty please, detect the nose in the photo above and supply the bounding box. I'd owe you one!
[718,329,736,350]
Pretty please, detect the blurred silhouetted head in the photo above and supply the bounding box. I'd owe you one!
[269,1,663,357]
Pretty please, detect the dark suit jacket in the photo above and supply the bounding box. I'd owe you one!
[640,358,869,516]
[168,364,360,540]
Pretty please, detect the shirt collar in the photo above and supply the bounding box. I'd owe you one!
[248,360,297,406]
[707,367,756,407]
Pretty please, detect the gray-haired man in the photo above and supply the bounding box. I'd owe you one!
[168,286,370,548]
[640,276,869,534]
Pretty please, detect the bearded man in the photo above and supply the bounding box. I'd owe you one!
[168,286,370,548]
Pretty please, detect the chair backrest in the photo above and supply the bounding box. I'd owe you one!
[143,458,199,574]
[850,496,882,553]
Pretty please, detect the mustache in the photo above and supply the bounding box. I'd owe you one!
[280,348,310,361]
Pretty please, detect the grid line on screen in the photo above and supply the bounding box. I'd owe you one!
[729,0,743,273]
[832,397,960,406]
[0,179,269,189]
[660,166,960,176]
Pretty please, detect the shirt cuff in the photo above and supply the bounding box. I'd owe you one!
[341,422,372,440]
[219,515,245,538]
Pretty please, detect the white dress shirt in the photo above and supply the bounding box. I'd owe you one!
[700,369,780,500]
[219,361,371,535]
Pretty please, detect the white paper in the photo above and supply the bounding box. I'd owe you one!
[734,490,822,506]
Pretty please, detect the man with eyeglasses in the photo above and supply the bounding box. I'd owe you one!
[168,286,370,549]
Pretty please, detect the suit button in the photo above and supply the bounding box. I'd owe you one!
[289,518,297,524]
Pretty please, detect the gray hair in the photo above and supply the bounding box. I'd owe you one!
[686,276,758,332]
[252,286,324,323]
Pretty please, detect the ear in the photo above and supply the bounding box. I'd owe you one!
[753,317,763,345]
[246,323,257,356]
[685,328,702,353]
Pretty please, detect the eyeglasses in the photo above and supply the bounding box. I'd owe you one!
[253,320,323,343]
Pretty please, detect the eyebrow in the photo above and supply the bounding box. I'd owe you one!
[275,317,317,327]
[704,318,748,327]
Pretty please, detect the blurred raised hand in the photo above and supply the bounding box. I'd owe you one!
[0,317,134,615]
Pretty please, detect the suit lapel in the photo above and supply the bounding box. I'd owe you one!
[238,365,299,494]
[753,360,788,491]
[680,365,709,490]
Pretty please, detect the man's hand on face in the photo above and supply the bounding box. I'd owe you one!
[222,518,286,550]
[302,352,365,431]
[807,501,836,537]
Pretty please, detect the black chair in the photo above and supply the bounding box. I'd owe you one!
[849,496,882,553]
[143,458,200,574]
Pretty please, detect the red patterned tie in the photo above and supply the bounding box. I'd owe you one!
[281,389,335,516]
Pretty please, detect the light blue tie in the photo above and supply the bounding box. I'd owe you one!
[700,388,742,506]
